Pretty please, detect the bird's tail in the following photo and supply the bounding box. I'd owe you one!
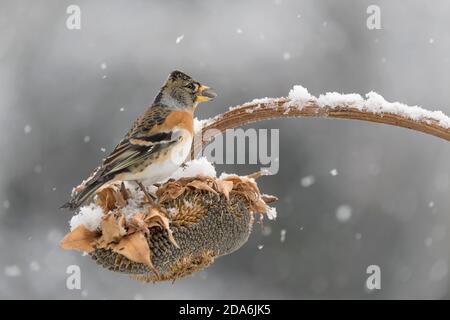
[61,179,105,210]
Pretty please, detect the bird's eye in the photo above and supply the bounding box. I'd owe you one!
[185,83,197,91]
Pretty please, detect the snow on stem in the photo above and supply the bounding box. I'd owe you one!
[192,86,450,158]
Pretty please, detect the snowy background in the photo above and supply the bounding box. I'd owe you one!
[1,0,450,299]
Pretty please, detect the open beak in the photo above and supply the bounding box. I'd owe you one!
[195,85,217,103]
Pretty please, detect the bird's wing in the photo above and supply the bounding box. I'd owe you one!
[105,105,170,161]
[103,131,177,175]
[94,106,178,179]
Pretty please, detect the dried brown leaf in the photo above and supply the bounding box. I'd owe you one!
[156,182,186,202]
[252,198,269,213]
[223,175,271,215]
[60,225,99,253]
[96,183,128,212]
[186,180,217,194]
[127,212,148,234]
[221,175,242,185]
[145,208,179,248]
[113,232,154,269]
[215,180,234,200]
[99,213,127,244]
[261,194,278,204]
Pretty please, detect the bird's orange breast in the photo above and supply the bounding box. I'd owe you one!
[150,109,194,135]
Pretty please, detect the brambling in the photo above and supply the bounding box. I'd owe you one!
[62,70,217,210]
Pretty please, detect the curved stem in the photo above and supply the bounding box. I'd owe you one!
[192,97,450,158]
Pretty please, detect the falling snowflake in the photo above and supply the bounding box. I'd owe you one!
[236,28,243,34]
[120,107,125,112]
[29,261,40,272]
[100,147,106,153]
[280,229,287,243]
[100,62,107,70]
[3,200,10,209]
[257,245,264,250]
[34,164,43,174]
[283,52,291,61]
[428,201,435,208]
[429,38,435,44]
[301,175,315,187]
[175,34,184,44]
[24,125,32,134]
[336,204,352,222]
[4,265,21,277]
[330,169,338,176]
[83,136,91,143]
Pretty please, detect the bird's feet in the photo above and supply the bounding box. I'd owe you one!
[136,181,156,206]
[180,162,188,169]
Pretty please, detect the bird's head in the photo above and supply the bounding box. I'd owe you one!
[155,70,217,109]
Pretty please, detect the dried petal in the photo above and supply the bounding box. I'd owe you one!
[60,225,99,253]
[261,194,278,204]
[215,180,234,200]
[145,208,179,248]
[127,212,148,233]
[156,182,186,202]
[113,232,154,270]
[96,183,128,212]
[186,180,217,194]
[99,213,127,244]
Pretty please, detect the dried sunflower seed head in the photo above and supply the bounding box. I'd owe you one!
[61,175,276,282]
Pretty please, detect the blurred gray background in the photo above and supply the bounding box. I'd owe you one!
[1,0,449,299]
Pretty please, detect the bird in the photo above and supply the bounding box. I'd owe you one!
[62,70,217,210]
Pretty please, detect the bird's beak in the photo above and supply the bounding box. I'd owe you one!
[195,85,217,103]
